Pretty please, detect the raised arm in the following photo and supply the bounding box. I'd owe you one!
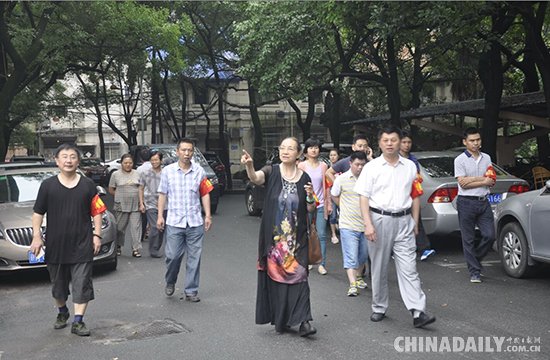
[241,150,265,185]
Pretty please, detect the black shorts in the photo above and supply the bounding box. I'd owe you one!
[47,262,94,304]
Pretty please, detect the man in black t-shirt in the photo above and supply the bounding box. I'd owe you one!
[30,144,106,337]
[325,135,374,184]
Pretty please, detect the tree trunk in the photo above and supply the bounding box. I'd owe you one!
[248,86,264,170]
[180,78,187,138]
[520,10,549,161]
[287,98,308,141]
[333,91,341,149]
[478,39,503,161]
[162,68,180,139]
[386,37,402,128]
[96,82,105,161]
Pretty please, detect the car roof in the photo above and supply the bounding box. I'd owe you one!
[0,163,59,174]
[414,151,461,159]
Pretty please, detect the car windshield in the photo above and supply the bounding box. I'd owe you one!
[81,158,103,166]
[419,156,507,178]
[0,171,58,203]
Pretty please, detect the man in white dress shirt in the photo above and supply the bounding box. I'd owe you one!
[354,125,435,328]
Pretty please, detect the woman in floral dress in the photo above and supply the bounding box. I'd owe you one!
[241,137,317,336]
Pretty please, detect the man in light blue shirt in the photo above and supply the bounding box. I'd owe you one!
[157,139,213,302]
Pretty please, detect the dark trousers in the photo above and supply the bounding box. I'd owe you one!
[415,213,431,253]
[141,212,148,241]
[457,196,495,276]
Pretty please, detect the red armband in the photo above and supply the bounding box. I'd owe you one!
[410,178,424,200]
[91,194,107,217]
[324,177,333,189]
[484,165,497,186]
[200,177,214,197]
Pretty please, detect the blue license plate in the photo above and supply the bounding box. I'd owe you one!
[29,252,45,264]
[487,193,502,204]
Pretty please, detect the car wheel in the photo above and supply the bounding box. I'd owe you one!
[499,222,536,278]
[246,190,261,216]
[211,204,218,214]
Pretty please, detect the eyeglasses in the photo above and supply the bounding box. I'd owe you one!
[278,146,297,152]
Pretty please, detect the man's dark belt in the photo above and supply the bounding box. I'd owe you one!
[459,195,488,201]
[370,207,411,217]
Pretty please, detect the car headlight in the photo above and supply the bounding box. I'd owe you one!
[91,212,110,230]
[210,177,219,185]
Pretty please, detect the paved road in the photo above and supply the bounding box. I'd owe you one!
[1,194,549,360]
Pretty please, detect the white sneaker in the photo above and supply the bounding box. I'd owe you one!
[331,236,339,244]
[318,265,327,275]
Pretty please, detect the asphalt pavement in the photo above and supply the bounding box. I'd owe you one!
[1,193,549,360]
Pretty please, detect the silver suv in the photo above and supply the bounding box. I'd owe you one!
[0,164,117,272]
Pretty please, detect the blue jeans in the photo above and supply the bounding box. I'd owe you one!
[329,199,338,225]
[164,224,204,296]
[457,196,495,277]
[309,206,327,266]
[340,228,368,269]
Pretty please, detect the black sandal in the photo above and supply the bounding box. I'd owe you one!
[132,249,142,258]
[117,246,121,256]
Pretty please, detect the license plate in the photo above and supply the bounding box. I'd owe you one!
[487,193,502,204]
[29,248,45,263]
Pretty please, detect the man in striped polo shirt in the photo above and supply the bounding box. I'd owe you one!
[331,151,368,296]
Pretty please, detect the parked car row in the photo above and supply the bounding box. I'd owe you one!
[0,163,118,273]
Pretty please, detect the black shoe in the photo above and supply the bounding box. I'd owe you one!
[413,312,436,328]
[299,321,317,337]
[370,312,385,322]
[185,294,200,302]
[165,284,175,296]
[150,253,162,258]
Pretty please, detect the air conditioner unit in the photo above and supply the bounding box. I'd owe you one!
[230,128,241,139]
[314,106,324,117]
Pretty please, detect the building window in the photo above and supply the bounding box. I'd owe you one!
[194,86,209,105]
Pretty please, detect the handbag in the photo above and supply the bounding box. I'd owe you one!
[308,214,322,265]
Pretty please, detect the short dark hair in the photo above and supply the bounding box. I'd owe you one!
[378,125,403,140]
[401,130,412,140]
[150,150,163,160]
[121,153,133,162]
[140,148,151,161]
[177,138,195,150]
[304,137,321,155]
[352,134,368,145]
[55,143,81,161]
[462,127,480,140]
[350,151,367,162]
[329,148,339,154]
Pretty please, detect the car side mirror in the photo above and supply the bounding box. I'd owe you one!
[96,186,107,196]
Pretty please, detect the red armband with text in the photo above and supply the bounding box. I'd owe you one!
[199,177,214,197]
[91,194,107,217]
[484,165,496,187]
[410,178,424,200]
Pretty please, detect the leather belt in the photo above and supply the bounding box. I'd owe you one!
[459,195,488,201]
[370,207,411,217]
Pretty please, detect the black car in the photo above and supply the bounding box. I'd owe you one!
[80,157,109,186]
[203,151,227,195]
[136,144,220,214]
[245,143,352,216]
